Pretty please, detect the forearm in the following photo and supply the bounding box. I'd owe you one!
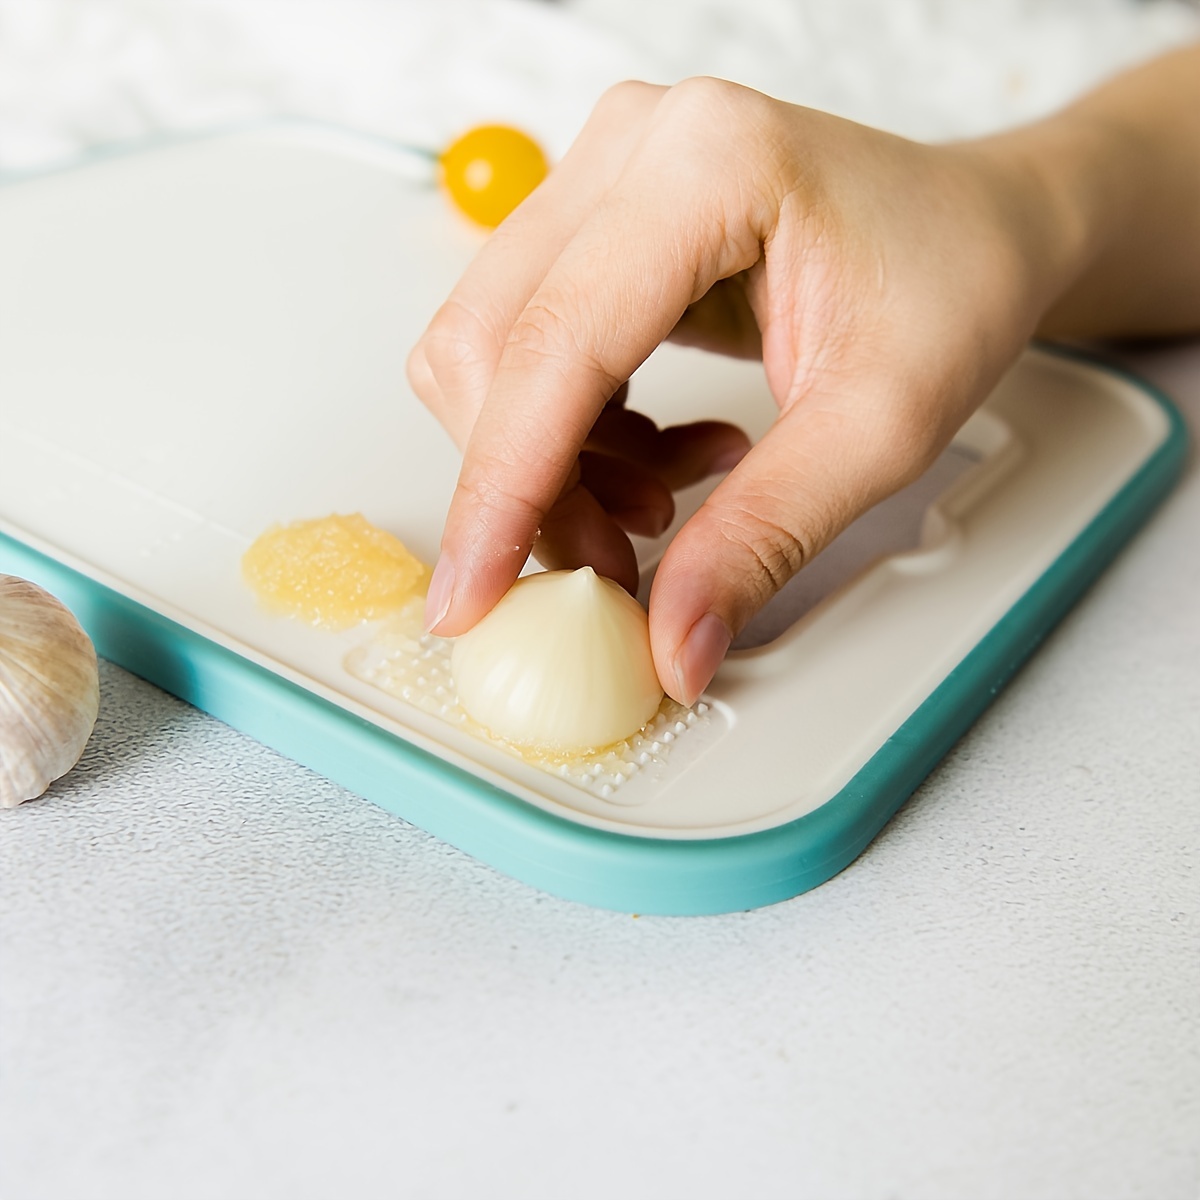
[1003,43,1200,339]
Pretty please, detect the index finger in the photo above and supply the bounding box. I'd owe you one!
[425,96,772,636]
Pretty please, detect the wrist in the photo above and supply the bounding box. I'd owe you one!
[963,109,1139,337]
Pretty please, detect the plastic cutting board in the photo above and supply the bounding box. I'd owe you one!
[0,125,1186,913]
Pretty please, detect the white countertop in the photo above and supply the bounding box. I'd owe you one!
[2,340,1197,1200]
[4,4,1199,1195]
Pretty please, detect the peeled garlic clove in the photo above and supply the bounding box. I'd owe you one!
[450,566,664,755]
[0,575,100,808]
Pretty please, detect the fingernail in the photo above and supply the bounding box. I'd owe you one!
[711,445,749,474]
[613,505,672,539]
[672,612,732,706]
[424,554,455,632]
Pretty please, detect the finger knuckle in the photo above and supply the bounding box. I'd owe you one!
[659,76,772,134]
[595,79,664,120]
[663,75,738,112]
[457,452,545,529]
[405,344,436,402]
[715,505,809,598]
[421,299,496,381]
[647,77,784,249]
[506,298,622,396]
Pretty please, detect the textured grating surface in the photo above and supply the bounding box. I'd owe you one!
[345,604,712,804]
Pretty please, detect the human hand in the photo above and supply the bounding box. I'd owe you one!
[407,77,1106,704]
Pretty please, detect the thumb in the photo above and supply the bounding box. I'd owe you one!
[648,394,933,705]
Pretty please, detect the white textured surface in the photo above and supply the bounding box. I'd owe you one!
[2,3,1199,1197]
[2,346,1198,1198]
[2,0,1198,174]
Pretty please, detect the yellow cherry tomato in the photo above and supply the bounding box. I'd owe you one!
[439,125,549,228]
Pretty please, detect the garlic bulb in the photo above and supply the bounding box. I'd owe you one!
[451,567,664,754]
[0,575,100,808]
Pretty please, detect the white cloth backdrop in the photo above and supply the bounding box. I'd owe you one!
[2,0,1198,176]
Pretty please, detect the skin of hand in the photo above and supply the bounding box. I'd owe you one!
[409,47,1200,706]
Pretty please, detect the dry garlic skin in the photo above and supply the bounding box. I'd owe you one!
[0,575,100,808]
[450,567,664,754]
[243,513,429,629]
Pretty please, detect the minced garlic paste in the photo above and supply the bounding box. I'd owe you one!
[243,513,429,628]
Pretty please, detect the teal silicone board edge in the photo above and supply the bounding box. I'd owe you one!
[0,345,1187,915]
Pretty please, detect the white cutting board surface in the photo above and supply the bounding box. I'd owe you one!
[0,124,1170,837]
